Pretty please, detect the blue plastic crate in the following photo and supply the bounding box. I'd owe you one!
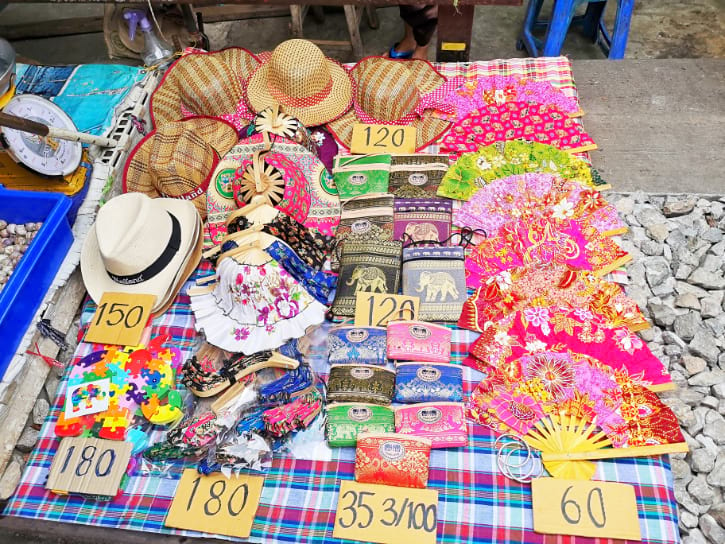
[0,188,73,378]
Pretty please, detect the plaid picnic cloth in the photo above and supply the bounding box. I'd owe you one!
[4,58,677,543]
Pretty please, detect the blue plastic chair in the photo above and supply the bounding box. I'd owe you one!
[517,0,634,59]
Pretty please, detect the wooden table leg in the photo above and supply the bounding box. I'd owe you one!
[436,4,474,62]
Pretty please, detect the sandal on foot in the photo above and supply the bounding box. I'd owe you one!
[388,43,414,59]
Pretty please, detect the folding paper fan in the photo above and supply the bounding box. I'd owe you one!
[464,216,631,287]
[437,141,607,201]
[463,307,672,390]
[443,75,582,123]
[467,351,687,479]
[459,262,649,334]
[441,102,597,159]
[454,172,626,237]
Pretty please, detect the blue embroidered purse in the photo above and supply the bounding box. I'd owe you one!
[393,362,463,403]
[328,325,388,366]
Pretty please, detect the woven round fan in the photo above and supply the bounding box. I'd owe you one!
[524,413,611,480]
[254,108,301,139]
[237,151,286,206]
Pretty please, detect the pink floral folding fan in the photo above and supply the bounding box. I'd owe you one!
[464,216,631,288]
[441,102,597,159]
[458,262,649,334]
[442,75,582,123]
[462,308,672,390]
[454,173,626,238]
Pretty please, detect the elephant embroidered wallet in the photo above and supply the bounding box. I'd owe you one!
[333,154,391,200]
[337,194,395,245]
[327,365,396,405]
[328,325,388,365]
[393,198,452,246]
[331,239,402,317]
[393,362,463,403]
[389,154,449,198]
[354,432,431,488]
[386,320,452,363]
[394,402,468,449]
[326,403,395,447]
[402,246,467,322]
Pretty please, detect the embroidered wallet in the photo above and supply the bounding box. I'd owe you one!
[326,403,395,447]
[394,402,468,449]
[402,246,467,322]
[333,154,391,200]
[393,198,452,246]
[328,325,388,366]
[327,365,396,405]
[389,154,449,198]
[386,320,452,363]
[354,432,431,488]
[394,362,463,403]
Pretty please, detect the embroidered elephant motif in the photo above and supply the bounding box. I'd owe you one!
[345,266,387,293]
[404,222,440,242]
[415,271,459,302]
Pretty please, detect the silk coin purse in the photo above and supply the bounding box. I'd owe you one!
[327,365,396,405]
[328,325,388,365]
[386,320,452,363]
[394,362,463,403]
[331,239,402,317]
[394,402,468,449]
[402,246,467,322]
[354,432,431,488]
[393,198,452,246]
[333,154,391,200]
[326,403,395,447]
[389,154,449,198]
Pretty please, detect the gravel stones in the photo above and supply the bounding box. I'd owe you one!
[623,195,725,543]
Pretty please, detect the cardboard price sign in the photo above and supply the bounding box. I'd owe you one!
[46,437,132,496]
[354,293,419,327]
[165,469,264,539]
[532,478,641,541]
[350,124,417,154]
[333,481,438,544]
[84,292,156,347]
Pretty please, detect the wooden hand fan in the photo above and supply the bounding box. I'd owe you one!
[225,194,280,227]
[236,150,286,207]
[522,412,689,481]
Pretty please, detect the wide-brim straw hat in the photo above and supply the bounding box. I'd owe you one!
[150,47,260,128]
[123,117,239,218]
[327,56,451,151]
[81,193,202,314]
[245,39,353,127]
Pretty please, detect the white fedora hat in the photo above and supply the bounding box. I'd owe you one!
[81,193,202,313]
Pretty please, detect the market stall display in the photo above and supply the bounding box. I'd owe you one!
[2,44,686,544]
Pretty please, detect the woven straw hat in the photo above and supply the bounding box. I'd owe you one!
[81,193,202,314]
[150,48,260,128]
[245,39,353,127]
[327,56,451,151]
[123,117,239,218]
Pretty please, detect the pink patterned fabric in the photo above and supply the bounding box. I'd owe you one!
[462,308,672,388]
[442,75,581,122]
[454,173,626,237]
[464,216,631,288]
[441,102,597,159]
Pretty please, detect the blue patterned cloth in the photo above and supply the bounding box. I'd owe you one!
[266,241,337,305]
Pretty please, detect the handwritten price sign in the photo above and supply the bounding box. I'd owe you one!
[354,293,419,327]
[165,469,264,539]
[46,437,132,496]
[84,292,155,347]
[333,481,438,544]
[350,124,417,154]
[532,478,641,541]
